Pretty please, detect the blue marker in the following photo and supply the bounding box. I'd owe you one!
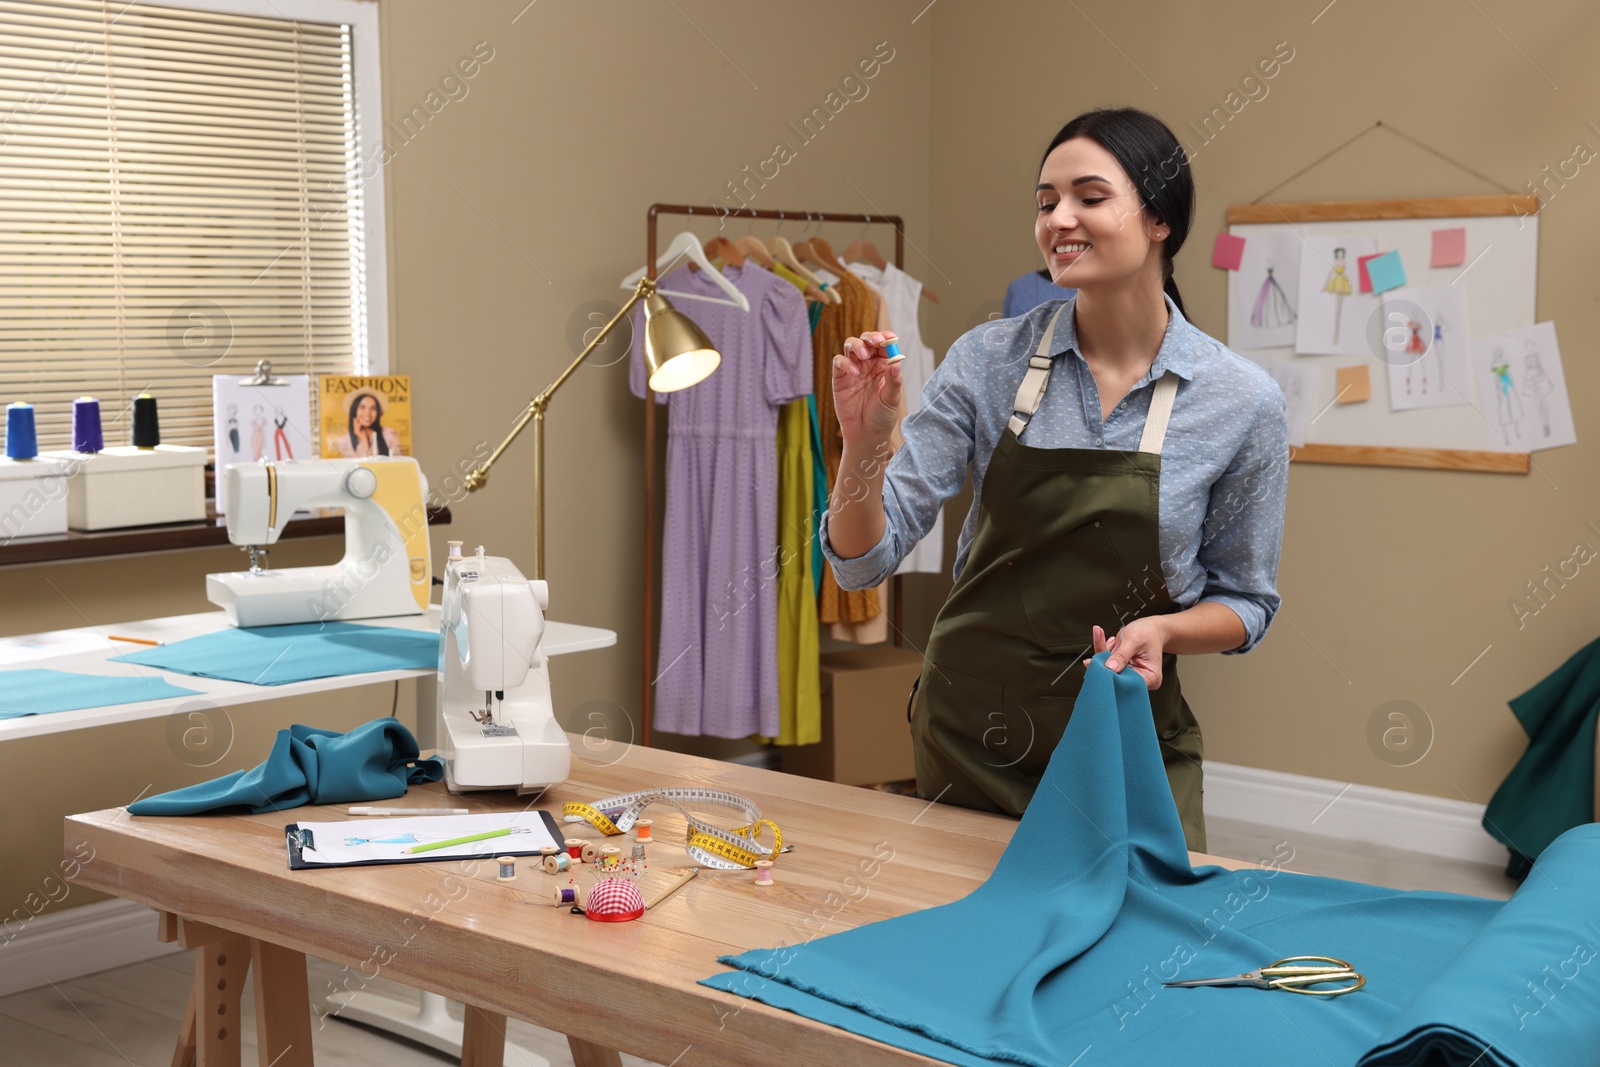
[883,340,904,364]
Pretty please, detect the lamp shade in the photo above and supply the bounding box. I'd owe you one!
[642,293,720,392]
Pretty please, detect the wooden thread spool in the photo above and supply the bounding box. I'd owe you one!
[496,857,516,881]
[600,845,622,870]
[564,838,585,860]
[552,886,582,907]
[580,842,600,865]
[634,819,653,843]
[543,853,570,875]
[754,860,774,886]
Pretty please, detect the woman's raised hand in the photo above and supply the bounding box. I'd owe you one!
[832,331,903,448]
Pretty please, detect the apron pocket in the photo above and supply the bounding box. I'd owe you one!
[911,661,1003,746]
[1012,519,1137,650]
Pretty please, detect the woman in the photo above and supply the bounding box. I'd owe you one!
[332,391,401,458]
[822,108,1288,853]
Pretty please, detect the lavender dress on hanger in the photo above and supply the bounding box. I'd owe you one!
[630,262,812,738]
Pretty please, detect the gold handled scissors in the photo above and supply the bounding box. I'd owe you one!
[1162,956,1365,997]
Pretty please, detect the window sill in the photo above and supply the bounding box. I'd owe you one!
[0,503,452,568]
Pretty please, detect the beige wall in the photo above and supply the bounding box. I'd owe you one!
[6,0,1596,923]
[922,1,1600,804]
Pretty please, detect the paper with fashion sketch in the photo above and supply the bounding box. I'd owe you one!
[1256,357,1315,448]
[285,809,562,868]
[1379,286,1473,412]
[1294,236,1379,356]
[1234,231,1301,351]
[1472,321,1575,452]
[211,374,312,513]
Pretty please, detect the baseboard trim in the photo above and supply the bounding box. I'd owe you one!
[0,898,182,997]
[1204,761,1509,868]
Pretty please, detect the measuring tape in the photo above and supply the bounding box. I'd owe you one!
[563,787,782,870]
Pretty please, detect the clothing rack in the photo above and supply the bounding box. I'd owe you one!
[641,203,907,746]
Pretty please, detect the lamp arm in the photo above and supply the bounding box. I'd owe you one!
[464,276,654,492]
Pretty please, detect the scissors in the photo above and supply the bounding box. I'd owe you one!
[1162,956,1365,997]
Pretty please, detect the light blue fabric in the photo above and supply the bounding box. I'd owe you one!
[703,653,1600,1066]
[820,295,1289,653]
[0,668,202,718]
[128,716,443,816]
[1003,269,1077,318]
[110,622,437,686]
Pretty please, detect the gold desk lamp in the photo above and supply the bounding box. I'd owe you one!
[463,276,719,579]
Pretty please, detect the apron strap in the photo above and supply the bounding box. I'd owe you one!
[1007,303,1068,437]
[1137,372,1179,454]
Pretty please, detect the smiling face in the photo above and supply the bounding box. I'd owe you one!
[353,394,379,429]
[1035,136,1167,291]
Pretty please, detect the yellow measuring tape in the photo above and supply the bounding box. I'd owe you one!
[563,788,783,870]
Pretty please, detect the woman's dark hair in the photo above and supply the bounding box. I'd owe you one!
[347,392,390,455]
[1038,107,1194,318]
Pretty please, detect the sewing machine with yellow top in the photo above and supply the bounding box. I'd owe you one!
[206,457,432,628]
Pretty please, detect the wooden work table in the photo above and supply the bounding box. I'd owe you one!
[65,736,1251,1066]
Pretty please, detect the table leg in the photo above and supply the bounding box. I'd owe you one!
[193,937,250,1067]
[171,985,197,1067]
[567,1037,624,1067]
[251,940,314,1067]
[460,1005,506,1067]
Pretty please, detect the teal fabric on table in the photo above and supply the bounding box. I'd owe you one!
[0,668,202,719]
[703,653,1600,1066]
[127,716,443,816]
[110,622,437,686]
[1482,633,1600,878]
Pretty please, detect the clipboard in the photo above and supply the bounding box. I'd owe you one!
[285,809,563,870]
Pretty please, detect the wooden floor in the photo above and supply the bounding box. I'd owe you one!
[3,815,1519,1066]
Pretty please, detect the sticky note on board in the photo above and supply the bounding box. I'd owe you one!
[1335,364,1370,403]
[1356,252,1382,294]
[1367,250,1407,294]
[1432,227,1466,267]
[1212,232,1246,270]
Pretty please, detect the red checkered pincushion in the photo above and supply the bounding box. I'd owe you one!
[584,876,645,922]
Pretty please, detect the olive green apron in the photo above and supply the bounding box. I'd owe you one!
[909,302,1207,852]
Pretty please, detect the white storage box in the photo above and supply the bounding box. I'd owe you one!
[0,456,70,540]
[38,445,207,530]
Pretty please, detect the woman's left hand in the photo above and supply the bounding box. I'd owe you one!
[1083,620,1165,690]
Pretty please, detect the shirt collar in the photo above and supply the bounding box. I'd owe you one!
[1048,292,1199,382]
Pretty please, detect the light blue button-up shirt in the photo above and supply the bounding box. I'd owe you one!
[820,294,1289,653]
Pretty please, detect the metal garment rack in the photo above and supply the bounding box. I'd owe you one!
[641,203,906,746]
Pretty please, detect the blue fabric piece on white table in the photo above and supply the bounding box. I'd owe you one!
[110,622,437,685]
[0,668,203,719]
[703,653,1600,1066]
[128,716,443,815]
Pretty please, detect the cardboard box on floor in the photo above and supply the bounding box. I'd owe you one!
[783,646,924,786]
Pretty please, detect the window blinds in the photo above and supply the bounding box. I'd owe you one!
[0,0,367,452]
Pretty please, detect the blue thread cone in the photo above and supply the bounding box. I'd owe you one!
[73,397,103,453]
[5,402,38,460]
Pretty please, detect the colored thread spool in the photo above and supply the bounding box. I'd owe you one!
[564,838,585,860]
[754,860,774,886]
[130,393,160,448]
[883,340,904,364]
[5,403,38,460]
[539,846,560,858]
[600,845,621,870]
[632,843,646,861]
[580,842,600,865]
[496,857,516,881]
[72,397,103,454]
[552,886,582,907]
[543,853,570,875]
[634,819,652,843]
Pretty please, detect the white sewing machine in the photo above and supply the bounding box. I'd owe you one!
[437,543,571,794]
[206,457,433,628]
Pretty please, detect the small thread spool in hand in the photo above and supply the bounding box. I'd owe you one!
[883,340,904,365]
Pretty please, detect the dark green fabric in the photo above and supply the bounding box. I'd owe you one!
[911,426,1205,851]
[128,716,443,816]
[1483,634,1600,878]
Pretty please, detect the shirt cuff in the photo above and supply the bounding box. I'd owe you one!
[1199,594,1269,655]
[819,509,898,590]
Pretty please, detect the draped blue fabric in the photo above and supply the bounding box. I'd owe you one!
[704,653,1600,1066]
[128,717,442,816]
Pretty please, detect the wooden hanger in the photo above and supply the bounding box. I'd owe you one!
[701,236,745,270]
[769,235,838,302]
[734,234,777,269]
